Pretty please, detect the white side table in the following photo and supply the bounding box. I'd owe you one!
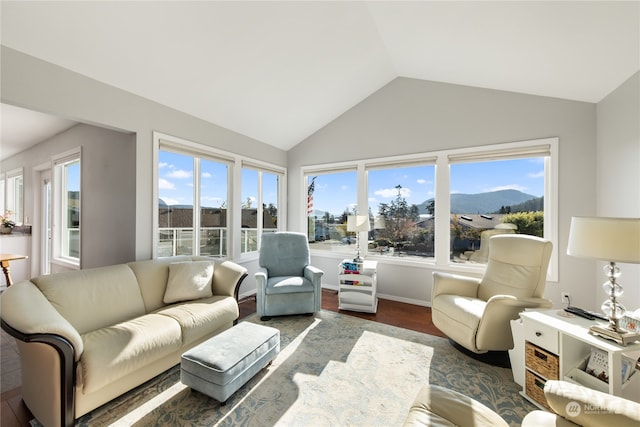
[512,309,640,408]
[338,259,378,313]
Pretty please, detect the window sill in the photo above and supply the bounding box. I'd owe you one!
[51,257,80,270]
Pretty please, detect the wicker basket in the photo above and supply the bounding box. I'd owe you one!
[525,370,551,410]
[525,341,559,380]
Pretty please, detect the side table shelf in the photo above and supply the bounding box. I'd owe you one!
[338,259,378,313]
[511,309,640,409]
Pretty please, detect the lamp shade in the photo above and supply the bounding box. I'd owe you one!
[347,215,370,232]
[567,217,640,264]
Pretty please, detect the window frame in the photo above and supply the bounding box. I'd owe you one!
[153,132,286,260]
[302,137,558,281]
[51,147,82,270]
[240,162,283,258]
[3,167,24,225]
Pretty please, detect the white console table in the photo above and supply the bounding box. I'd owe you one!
[510,309,640,409]
[338,259,378,313]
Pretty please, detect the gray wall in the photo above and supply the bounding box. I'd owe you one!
[1,123,137,271]
[1,46,287,262]
[288,77,599,309]
[596,71,640,310]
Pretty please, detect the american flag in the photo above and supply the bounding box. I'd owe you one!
[307,177,316,215]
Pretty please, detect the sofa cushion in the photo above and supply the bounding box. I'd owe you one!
[155,295,239,345]
[31,264,145,335]
[163,261,214,304]
[128,256,191,313]
[79,313,182,393]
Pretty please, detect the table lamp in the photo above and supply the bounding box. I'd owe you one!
[347,215,370,263]
[567,216,640,345]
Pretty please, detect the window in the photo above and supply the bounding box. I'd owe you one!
[157,148,229,258]
[303,138,558,280]
[3,168,23,224]
[367,163,435,259]
[200,158,229,257]
[305,169,357,252]
[241,166,280,254]
[449,157,546,264]
[53,150,81,266]
[154,132,285,260]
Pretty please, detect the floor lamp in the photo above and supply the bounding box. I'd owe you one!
[567,216,640,345]
[347,215,370,263]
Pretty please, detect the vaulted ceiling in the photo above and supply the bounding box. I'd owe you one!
[1,1,638,153]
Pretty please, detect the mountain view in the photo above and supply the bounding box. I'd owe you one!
[417,189,539,215]
[308,189,540,219]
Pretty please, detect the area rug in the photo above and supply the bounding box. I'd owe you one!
[55,310,534,426]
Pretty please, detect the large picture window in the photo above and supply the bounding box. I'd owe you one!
[154,132,285,260]
[303,138,558,280]
[449,157,546,264]
[367,163,435,259]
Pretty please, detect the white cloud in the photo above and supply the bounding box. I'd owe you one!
[528,171,544,179]
[158,178,175,190]
[159,162,169,169]
[166,169,192,179]
[202,172,212,178]
[375,187,411,199]
[416,179,427,184]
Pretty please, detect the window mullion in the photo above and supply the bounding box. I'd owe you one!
[434,156,450,267]
[193,157,201,256]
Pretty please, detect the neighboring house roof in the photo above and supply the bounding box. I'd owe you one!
[159,207,276,229]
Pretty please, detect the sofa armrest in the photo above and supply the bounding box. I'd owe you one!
[543,380,640,427]
[212,261,248,299]
[432,271,480,299]
[1,281,83,358]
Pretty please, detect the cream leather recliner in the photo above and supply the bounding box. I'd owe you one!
[432,234,553,354]
[404,381,640,427]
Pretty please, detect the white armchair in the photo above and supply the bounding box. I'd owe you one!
[432,234,553,353]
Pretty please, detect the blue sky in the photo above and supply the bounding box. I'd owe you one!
[158,151,277,208]
[158,151,544,214]
[312,158,544,216]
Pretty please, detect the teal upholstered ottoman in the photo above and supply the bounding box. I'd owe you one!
[180,321,280,404]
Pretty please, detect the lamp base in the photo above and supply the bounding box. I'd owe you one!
[589,325,640,346]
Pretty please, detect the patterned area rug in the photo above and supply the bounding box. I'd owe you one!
[56,310,534,426]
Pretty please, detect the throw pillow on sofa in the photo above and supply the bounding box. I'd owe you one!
[164,261,214,303]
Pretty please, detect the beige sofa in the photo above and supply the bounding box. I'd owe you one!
[0,256,247,427]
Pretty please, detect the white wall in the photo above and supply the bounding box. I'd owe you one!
[289,77,599,309]
[1,123,137,272]
[1,46,287,263]
[596,71,640,311]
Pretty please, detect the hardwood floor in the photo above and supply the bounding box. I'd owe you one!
[1,290,444,426]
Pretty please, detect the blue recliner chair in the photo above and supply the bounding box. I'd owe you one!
[255,232,324,320]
